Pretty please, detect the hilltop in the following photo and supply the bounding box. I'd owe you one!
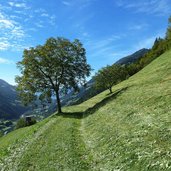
[0,49,171,170]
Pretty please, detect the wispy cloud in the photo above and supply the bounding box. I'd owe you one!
[129,23,149,31]
[8,1,29,9]
[0,1,58,52]
[41,13,49,17]
[0,41,11,50]
[34,8,57,27]
[0,11,27,51]
[62,1,71,6]
[132,29,166,51]
[0,57,14,64]
[61,0,96,9]
[86,35,123,52]
[84,35,125,68]
[35,22,44,28]
[115,0,171,16]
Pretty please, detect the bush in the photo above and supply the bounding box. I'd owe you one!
[16,117,37,129]
[0,131,3,137]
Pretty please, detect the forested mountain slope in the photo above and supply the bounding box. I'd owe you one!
[0,79,28,120]
[1,50,171,170]
[115,48,149,64]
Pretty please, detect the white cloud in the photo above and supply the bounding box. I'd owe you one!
[49,15,56,26]
[0,57,14,64]
[34,8,56,26]
[0,19,14,28]
[0,10,27,51]
[11,26,25,39]
[41,13,49,17]
[8,2,29,9]
[0,41,10,50]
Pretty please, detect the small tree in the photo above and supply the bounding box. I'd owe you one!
[166,16,171,49]
[0,131,3,137]
[94,64,127,94]
[16,37,91,113]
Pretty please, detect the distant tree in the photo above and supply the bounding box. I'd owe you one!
[15,117,36,129]
[15,118,26,129]
[0,130,3,137]
[16,37,91,113]
[166,16,171,49]
[94,64,127,94]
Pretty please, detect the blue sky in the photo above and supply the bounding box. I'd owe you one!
[0,0,170,85]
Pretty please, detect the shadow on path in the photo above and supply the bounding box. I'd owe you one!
[58,87,129,119]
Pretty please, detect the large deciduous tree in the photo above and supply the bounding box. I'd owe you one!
[16,37,91,113]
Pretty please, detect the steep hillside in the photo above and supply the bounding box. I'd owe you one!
[1,50,171,170]
[0,79,28,120]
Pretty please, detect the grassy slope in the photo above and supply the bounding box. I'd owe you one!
[0,50,171,170]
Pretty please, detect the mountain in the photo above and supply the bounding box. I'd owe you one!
[0,49,171,170]
[115,48,149,65]
[0,79,28,120]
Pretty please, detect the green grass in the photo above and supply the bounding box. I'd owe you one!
[1,50,171,170]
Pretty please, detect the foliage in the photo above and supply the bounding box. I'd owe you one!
[0,131,3,138]
[16,117,37,129]
[16,37,91,113]
[94,64,127,93]
[166,16,171,49]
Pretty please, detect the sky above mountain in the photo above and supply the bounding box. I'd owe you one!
[0,0,170,85]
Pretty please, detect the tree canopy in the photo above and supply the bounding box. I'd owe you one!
[16,37,91,113]
[94,64,127,94]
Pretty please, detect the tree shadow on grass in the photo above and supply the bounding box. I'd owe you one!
[58,86,129,119]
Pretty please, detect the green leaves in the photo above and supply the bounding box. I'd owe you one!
[94,64,127,93]
[16,37,91,113]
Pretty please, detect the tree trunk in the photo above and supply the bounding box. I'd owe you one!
[55,90,62,113]
[109,87,113,94]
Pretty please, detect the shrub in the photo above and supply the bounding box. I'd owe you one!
[0,131,3,137]
[16,117,37,129]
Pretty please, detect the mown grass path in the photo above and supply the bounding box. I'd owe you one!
[6,116,94,171]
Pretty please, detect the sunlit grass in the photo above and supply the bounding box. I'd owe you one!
[1,50,171,170]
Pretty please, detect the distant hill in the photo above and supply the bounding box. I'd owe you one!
[0,79,28,120]
[115,48,149,65]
